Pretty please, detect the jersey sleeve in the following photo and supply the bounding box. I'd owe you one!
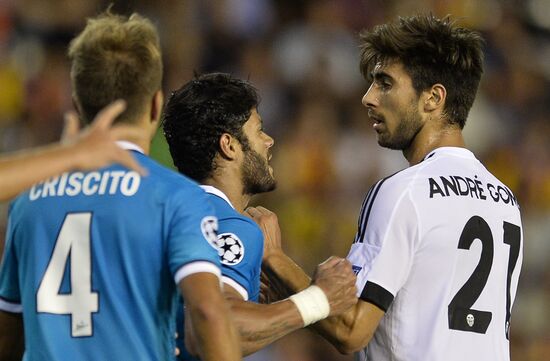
[0,208,23,313]
[347,179,419,312]
[167,187,222,285]
[217,218,263,301]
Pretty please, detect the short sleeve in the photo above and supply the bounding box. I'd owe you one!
[0,211,23,313]
[347,182,419,311]
[167,187,221,284]
[217,219,263,301]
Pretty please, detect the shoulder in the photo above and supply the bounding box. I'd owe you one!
[202,194,262,242]
[355,167,422,241]
[216,215,262,270]
[141,157,209,202]
[219,213,263,244]
[363,166,419,207]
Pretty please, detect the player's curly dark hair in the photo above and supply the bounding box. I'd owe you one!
[359,14,484,128]
[163,73,259,182]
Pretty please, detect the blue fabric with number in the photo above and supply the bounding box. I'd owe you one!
[0,150,220,361]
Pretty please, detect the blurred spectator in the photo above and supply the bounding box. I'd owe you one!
[1,1,549,360]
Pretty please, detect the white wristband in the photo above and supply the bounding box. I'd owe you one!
[289,285,330,327]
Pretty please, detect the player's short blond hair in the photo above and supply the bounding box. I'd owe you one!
[68,11,162,125]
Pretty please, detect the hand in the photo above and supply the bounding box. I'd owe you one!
[62,100,147,175]
[312,256,357,317]
[244,206,283,261]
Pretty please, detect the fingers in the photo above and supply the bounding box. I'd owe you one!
[319,256,345,268]
[254,206,272,213]
[92,99,127,130]
[62,111,81,141]
[244,206,261,218]
[245,206,273,217]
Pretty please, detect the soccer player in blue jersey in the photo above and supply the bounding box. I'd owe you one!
[163,72,358,359]
[0,12,240,361]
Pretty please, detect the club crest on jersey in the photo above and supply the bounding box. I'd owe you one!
[352,265,363,275]
[466,314,475,327]
[201,216,219,250]
[217,233,245,266]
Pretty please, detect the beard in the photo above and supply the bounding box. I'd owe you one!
[241,148,277,195]
[378,103,423,150]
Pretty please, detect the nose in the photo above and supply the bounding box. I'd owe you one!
[265,133,274,149]
[362,83,377,109]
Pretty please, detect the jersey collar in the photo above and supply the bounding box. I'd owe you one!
[200,185,236,210]
[423,147,475,162]
[116,140,144,154]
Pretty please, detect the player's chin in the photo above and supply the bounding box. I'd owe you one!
[262,176,277,193]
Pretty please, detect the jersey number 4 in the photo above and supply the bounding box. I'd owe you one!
[448,216,520,339]
[36,213,99,337]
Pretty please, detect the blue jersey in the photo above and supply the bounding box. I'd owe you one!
[0,144,221,361]
[176,185,263,361]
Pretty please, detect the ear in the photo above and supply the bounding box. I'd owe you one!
[218,133,239,161]
[423,84,446,112]
[150,90,164,124]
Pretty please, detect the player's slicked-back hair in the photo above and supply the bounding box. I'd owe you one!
[163,73,259,182]
[359,14,484,128]
[68,11,162,125]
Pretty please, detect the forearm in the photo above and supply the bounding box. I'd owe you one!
[0,143,79,201]
[188,302,240,361]
[262,253,378,353]
[228,297,303,355]
[262,253,312,294]
[181,274,241,361]
[311,305,367,354]
[262,254,347,341]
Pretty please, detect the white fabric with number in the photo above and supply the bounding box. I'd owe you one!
[347,147,523,361]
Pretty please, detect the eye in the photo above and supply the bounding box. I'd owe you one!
[379,80,392,90]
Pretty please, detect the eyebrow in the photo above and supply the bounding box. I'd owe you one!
[371,71,393,82]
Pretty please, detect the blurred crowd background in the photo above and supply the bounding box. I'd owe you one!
[1,0,549,360]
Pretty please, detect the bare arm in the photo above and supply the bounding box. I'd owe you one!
[247,206,385,354]
[263,253,384,353]
[223,284,302,355]
[179,272,241,361]
[223,254,357,356]
[0,311,24,361]
[0,100,146,202]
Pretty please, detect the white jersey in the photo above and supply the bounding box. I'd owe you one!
[347,147,523,361]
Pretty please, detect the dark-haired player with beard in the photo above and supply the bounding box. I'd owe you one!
[163,72,358,359]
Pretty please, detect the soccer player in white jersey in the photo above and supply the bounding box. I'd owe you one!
[0,11,240,361]
[246,14,523,361]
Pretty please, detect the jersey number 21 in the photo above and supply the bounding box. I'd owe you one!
[448,215,521,339]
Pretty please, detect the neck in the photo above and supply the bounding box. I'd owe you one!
[119,137,151,155]
[403,123,465,166]
[205,175,252,213]
[122,113,158,155]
